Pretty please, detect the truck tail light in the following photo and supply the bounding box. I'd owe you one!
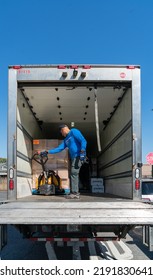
[9,179,14,190]
[135,179,140,190]
[83,65,91,69]
[70,65,78,69]
[58,65,66,69]
[126,66,136,69]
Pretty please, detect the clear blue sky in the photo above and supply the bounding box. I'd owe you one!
[0,0,153,163]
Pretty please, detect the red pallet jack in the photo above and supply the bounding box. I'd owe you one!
[32,152,64,196]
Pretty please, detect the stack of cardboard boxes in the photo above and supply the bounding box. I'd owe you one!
[32,139,70,192]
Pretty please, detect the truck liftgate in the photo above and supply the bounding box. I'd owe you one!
[0,201,153,251]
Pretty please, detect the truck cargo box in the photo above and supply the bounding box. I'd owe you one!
[1,65,153,248]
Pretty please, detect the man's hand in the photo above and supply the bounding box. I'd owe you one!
[40,150,48,157]
[80,150,86,162]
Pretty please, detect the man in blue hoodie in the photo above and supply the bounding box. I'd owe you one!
[40,124,87,199]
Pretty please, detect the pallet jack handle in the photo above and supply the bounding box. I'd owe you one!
[32,152,48,173]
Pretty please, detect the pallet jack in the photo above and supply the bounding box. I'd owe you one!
[32,152,64,196]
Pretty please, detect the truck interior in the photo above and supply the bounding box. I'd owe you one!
[17,81,132,201]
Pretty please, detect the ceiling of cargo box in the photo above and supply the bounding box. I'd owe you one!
[19,84,130,155]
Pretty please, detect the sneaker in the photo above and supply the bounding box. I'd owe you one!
[73,192,80,199]
[65,193,76,199]
[65,193,80,199]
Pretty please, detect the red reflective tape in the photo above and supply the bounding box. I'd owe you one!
[46,237,54,241]
[30,237,38,241]
[29,236,120,242]
[80,237,87,241]
[63,237,71,242]
[94,237,102,241]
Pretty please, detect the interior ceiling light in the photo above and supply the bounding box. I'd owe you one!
[59,112,62,115]
[86,105,89,108]
[57,97,60,100]
[87,97,90,101]
[58,105,61,108]
[84,118,86,120]
[84,112,87,115]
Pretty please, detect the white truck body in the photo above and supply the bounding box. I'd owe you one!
[1,64,153,250]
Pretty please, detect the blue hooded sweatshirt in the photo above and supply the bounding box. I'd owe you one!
[48,128,87,160]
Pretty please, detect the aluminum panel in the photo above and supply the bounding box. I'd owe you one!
[16,67,133,82]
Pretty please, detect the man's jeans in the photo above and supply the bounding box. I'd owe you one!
[71,157,82,194]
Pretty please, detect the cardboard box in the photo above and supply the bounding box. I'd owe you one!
[58,169,69,179]
[33,139,59,151]
[60,178,70,190]
[32,139,69,169]
[0,177,7,191]
[91,178,104,193]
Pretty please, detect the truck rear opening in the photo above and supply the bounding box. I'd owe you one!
[7,65,142,202]
[2,65,153,248]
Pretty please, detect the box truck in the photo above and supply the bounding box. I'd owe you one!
[1,64,153,251]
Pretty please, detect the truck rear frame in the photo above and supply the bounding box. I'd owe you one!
[1,64,153,252]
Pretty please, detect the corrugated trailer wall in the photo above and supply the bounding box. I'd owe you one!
[98,88,132,198]
[16,89,43,198]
